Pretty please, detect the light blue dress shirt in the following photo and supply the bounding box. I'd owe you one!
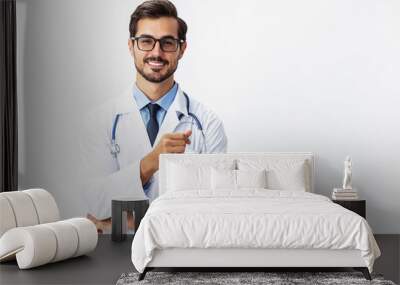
[133,83,178,128]
[132,82,178,196]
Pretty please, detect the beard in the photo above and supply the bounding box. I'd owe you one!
[135,56,178,83]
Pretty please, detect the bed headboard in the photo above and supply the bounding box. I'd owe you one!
[159,152,315,195]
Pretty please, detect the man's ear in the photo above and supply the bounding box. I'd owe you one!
[128,38,134,55]
[178,41,187,59]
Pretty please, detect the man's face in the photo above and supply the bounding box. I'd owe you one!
[129,17,186,83]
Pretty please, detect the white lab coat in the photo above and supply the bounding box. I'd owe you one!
[81,84,227,219]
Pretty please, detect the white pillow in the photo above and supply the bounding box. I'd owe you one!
[167,163,210,191]
[238,159,308,191]
[211,168,236,190]
[166,159,236,192]
[236,169,267,189]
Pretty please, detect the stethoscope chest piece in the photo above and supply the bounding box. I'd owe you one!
[110,141,120,157]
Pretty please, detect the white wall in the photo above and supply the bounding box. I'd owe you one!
[17,0,400,233]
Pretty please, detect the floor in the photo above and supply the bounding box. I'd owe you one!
[0,235,398,285]
[0,235,134,285]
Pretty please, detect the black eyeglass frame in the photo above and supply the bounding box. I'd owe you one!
[131,36,185,52]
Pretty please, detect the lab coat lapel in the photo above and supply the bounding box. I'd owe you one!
[154,87,187,146]
[114,84,153,153]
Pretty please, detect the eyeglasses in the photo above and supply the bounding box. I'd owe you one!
[131,36,185,52]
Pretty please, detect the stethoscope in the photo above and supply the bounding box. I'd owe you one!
[110,92,206,158]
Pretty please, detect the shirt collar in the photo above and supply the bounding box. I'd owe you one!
[114,83,187,117]
[133,82,178,112]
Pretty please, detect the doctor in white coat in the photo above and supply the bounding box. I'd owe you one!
[82,0,227,228]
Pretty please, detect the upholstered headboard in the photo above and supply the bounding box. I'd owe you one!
[159,152,314,195]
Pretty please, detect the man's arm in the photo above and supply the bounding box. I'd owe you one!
[140,131,192,184]
[203,114,228,153]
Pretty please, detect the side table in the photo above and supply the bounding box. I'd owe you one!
[112,197,149,242]
[332,199,366,219]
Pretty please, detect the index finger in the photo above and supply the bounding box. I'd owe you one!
[183,130,192,138]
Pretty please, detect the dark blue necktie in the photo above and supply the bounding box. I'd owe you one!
[146,103,161,146]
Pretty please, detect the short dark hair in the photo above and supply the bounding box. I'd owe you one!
[129,0,187,41]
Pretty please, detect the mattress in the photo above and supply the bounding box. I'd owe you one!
[131,189,380,273]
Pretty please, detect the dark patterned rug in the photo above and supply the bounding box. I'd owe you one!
[116,271,396,285]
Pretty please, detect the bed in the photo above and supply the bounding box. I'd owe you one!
[131,153,380,280]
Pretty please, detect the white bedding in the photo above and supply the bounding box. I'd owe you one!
[131,190,380,273]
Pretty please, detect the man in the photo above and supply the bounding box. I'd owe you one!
[83,0,227,232]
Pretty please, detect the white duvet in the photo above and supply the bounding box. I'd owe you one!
[131,190,380,273]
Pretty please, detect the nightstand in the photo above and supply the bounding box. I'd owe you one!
[332,199,366,219]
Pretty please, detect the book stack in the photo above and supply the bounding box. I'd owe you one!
[332,188,359,200]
